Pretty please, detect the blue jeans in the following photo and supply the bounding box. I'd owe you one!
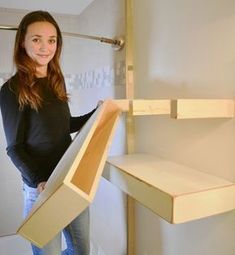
[23,183,90,255]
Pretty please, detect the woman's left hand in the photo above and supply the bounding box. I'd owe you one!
[37,181,47,193]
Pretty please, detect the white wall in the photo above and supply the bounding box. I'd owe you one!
[133,0,235,254]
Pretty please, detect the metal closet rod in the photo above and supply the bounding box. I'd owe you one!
[0,24,125,51]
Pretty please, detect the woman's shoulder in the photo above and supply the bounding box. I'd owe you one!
[0,73,18,94]
[0,74,19,106]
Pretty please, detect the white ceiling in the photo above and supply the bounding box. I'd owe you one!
[0,0,95,15]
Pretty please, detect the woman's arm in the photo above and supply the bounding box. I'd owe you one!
[69,100,103,133]
[0,83,45,187]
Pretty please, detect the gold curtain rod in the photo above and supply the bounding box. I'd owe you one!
[0,24,125,51]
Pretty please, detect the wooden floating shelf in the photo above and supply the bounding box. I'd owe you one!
[17,100,121,248]
[104,154,235,224]
[113,99,235,119]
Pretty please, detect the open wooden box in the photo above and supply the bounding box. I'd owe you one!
[17,100,121,248]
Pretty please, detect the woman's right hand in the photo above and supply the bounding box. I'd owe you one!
[97,100,103,107]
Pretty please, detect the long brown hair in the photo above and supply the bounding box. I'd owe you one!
[14,10,68,110]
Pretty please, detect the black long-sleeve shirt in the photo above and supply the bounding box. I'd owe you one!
[0,74,95,187]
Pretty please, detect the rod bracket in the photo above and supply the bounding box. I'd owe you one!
[111,36,125,51]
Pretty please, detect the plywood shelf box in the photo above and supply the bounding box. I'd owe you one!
[17,100,121,248]
[104,154,235,224]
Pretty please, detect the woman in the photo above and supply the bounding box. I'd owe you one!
[0,10,97,255]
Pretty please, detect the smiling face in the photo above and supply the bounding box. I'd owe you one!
[23,21,57,77]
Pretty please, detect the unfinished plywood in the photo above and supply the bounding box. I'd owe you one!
[17,100,121,248]
[104,154,235,224]
[113,99,130,112]
[171,99,235,119]
[132,99,171,116]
